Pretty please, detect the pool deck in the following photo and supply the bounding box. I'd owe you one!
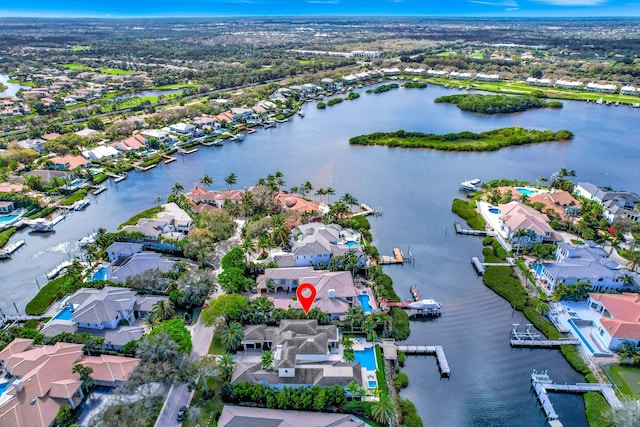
[549,301,612,356]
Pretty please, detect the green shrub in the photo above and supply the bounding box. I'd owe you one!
[398,351,406,367]
[316,102,326,109]
[451,199,486,230]
[327,97,343,106]
[390,307,410,340]
[393,372,409,391]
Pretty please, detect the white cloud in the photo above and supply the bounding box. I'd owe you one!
[469,0,519,6]
[531,0,607,5]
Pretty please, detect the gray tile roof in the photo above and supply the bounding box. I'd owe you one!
[218,405,367,427]
[68,287,136,325]
[109,252,176,282]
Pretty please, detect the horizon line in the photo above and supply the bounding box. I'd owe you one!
[2,14,640,19]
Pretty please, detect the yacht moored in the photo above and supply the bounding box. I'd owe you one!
[459,178,482,192]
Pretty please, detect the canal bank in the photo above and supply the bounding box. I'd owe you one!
[3,82,639,425]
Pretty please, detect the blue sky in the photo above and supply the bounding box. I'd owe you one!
[1,0,639,17]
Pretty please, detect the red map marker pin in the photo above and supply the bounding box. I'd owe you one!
[297,282,317,314]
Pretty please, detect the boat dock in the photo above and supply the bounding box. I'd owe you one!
[47,260,72,280]
[379,247,404,264]
[511,324,579,348]
[471,256,485,275]
[0,239,26,259]
[396,345,450,377]
[105,172,127,182]
[531,370,622,426]
[163,155,177,164]
[91,185,107,195]
[454,222,488,236]
[350,203,382,218]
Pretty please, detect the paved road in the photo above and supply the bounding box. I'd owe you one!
[154,316,215,427]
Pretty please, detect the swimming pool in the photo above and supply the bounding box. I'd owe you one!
[0,215,18,224]
[67,179,85,189]
[368,380,377,388]
[516,187,535,196]
[533,263,544,276]
[53,306,73,321]
[91,267,107,281]
[140,149,156,156]
[0,382,8,395]
[353,347,377,370]
[488,207,500,214]
[357,294,373,313]
[345,240,358,247]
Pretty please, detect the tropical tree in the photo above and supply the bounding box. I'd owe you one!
[171,182,184,195]
[346,380,363,401]
[300,181,313,197]
[252,296,274,319]
[217,321,244,351]
[363,316,378,341]
[325,187,335,204]
[340,193,359,208]
[152,299,175,321]
[345,305,365,332]
[260,350,274,370]
[143,313,160,330]
[242,237,256,262]
[626,251,640,273]
[72,364,94,393]
[200,174,213,188]
[217,353,236,383]
[225,172,237,190]
[370,393,398,426]
[193,355,218,397]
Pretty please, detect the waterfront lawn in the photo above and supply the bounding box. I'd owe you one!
[60,188,90,206]
[584,392,609,427]
[451,199,486,230]
[119,205,164,228]
[0,227,17,248]
[25,274,73,315]
[605,365,640,398]
[374,345,388,394]
[390,307,410,340]
[349,128,573,152]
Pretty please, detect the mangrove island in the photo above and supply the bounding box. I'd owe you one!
[434,94,564,114]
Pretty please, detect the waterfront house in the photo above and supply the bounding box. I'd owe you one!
[274,192,323,216]
[218,406,367,427]
[382,67,401,76]
[139,129,172,143]
[427,69,448,77]
[0,201,15,213]
[233,320,362,388]
[108,252,177,283]
[0,339,138,427]
[256,267,361,319]
[476,73,500,82]
[449,71,473,80]
[284,223,366,268]
[586,83,618,93]
[110,134,147,151]
[404,68,425,76]
[82,145,121,161]
[105,242,144,262]
[120,202,194,240]
[23,169,74,184]
[526,77,552,87]
[49,155,91,170]
[620,86,637,96]
[528,190,581,220]
[169,122,197,135]
[231,107,255,122]
[587,293,640,350]
[536,242,638,293]
[498,201,558,248]
[554,80,583,90]
[65,287,137,330]
[341,75,359,85]
[574,182,640,223]
[186,187,245,211]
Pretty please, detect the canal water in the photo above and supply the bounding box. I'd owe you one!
[0,74,28,98]
[3,83,639,425]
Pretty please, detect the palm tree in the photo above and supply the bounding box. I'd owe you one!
[72,364,94,393]
[217,353,236,383]
[346,380,362,401]
[273,171,285,189]
[289,186,299,195]
[265,278,276,293]
[271,225,290,249]
[315,187,327,203]
[224,172,237,190]
[363,316,378,341]
[300,181,313,197]
[199,174,213,188]
[143,312,160,330]
[242,237,256,263]
[345,306,365,332]
[626,250,640,273]
[340,193,359,208]
[194,355,218,396]
[257,235,272,258]
[260,350,274,370]
[171,182,184,195]
[371,393,398,426]
[217,321,244,351]
[152,299,175,321]
[325,187,335,204]
[252,296,274,319]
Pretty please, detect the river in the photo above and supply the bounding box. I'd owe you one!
[3,83,639,425]
[0,74,28,98]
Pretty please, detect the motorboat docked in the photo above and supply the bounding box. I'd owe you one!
[92,185,107,195]
[73,198,90,211]
[0,239,26,259]
[114,173,127,183]
[459,178,482,192]
[79,232,98,247]
[298,110,305,117]
[407,299,443,311]
[47,260,72,280]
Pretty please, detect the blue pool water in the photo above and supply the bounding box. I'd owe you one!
[488,207,500,214]
[533,263,544,276]
[140,150,156,156]
[368,381,377,388]
[0,215,17,224]
[516,187,535,196]
[353,347,377,370]
[345,240,358,247]
[357,294,373,313]
[53,306,73,321]
[91,267,107,281]
[67,179,85,189]
[0,382,8,395]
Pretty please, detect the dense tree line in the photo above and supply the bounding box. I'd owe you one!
[435,94,563,114]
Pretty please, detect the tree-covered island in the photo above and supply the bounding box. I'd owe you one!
[434,94,563,114]
[349,127,573,151]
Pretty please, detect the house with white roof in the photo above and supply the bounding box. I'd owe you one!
[140,129,172,143]
[586,293,640,349]
[427,69,448,77]
[120,202,194,239]
[450,71,472,80]
[526,77,552,87]
[64,287,136,330]
[285,223,366,268]
[554,80,583,90]
[382,68,401,76]
[476,73,500,82]
[233,320,362,388]
[620,86,637,96]
[536,242,638,293]
[575,182,640,223]
[403,68,425,76]
[82,145,121,161]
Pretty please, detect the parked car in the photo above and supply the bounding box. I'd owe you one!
[177,405,187,422]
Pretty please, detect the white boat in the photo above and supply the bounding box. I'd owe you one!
[47,261,72,280]
[114,173,127,183]
[92,185,106,195]
[407,299,443,310]
[298,110,305,117]
[0,239,26,259]
[29,219,54,233]
[74,198,90,211]
[459,178,482,192]
[79,232,98,247]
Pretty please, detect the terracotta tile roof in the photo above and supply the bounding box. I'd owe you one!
[49,155,90,170]
[590,293,640,338]
[79,354,139,383]
[499,201,554,237]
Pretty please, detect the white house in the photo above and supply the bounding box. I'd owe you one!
[526,77,552,87]
[288,223,366,268]
[476,73,500,82]
[82,145,121,161]
[575,182,640,223]
[169,122,196,135]
[65,287,136,330]
[620,86,637,96]
[587,293,640,350]
[554,80,583,90]
[427,69,448,77]
[382,68,401,76]
[498,201,557,248]
[403,68,425,76]
[536,242,637,293]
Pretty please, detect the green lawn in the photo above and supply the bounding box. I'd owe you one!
[605,365,640,398]
[61,63,132,75]
[25,274,73,315]
[71,45,91,51]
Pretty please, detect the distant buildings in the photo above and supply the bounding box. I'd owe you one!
[575,182,640,223]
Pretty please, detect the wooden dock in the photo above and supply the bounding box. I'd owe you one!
[511,324,579,348]
[454,222,487,236]
[163,155,177,164]
[0,239,26,259]
[471,256,485,275]
[350,203,382,218]
[396,345,450,377]
[379,247,404,264]
[531,370,622,426]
